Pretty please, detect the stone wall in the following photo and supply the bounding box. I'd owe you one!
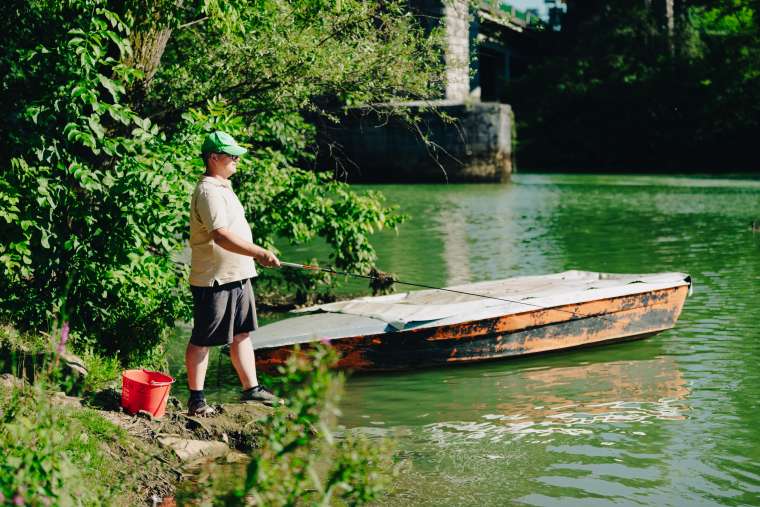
[316,101,513,183]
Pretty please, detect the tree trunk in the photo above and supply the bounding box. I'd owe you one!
[124,24,173,109]
[665,0,674,54]
[118,0,184,111]
[126,25,173,87]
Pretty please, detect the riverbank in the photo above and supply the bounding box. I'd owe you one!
[1,321,395,505]
[0,374,271,505]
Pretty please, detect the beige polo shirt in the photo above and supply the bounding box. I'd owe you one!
[189,176,258,287]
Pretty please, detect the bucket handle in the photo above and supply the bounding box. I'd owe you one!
[143,369,175,387]
[149,380,174,387]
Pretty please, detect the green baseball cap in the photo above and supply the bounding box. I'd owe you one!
[201,131,248,157]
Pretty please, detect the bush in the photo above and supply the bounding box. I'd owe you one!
[0,0,414,365]
[0,378,178,506]
[0,322,118,506]
[180,345,396,506]
[0,3,193,365]
[0,324,178,505]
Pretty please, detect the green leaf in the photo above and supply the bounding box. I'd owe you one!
[98,74,123,101]
[88,115,105,139]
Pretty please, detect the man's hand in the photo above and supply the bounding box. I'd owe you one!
[257,249,281,268]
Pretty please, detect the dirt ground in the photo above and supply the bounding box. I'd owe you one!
[90,387,272,451]
[1,376,271,505]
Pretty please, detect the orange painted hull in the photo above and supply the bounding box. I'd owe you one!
[255,285,690,372]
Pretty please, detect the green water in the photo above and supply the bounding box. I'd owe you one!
[169,173,760,506]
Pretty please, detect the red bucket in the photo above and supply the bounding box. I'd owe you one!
[121,369,175,418]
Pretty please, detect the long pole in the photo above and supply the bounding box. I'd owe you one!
[279,262,607,322]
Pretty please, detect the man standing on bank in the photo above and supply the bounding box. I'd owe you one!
[187,131,281,416]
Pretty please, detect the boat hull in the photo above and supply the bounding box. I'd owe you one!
[254,284,690,372]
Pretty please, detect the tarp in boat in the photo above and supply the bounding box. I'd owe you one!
[251,271,690,349]
[295,271,690,328]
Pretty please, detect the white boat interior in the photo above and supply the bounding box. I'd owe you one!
[252,271,691,349]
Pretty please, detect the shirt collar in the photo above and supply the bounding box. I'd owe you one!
[201,175,232,189]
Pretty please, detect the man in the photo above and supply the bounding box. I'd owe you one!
[186,130,281,416]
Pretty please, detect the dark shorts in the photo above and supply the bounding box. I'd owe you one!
[190,278,258,347]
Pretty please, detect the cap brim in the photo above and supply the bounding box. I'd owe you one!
[220,145,247,156]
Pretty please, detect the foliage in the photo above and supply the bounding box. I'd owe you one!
[184,345,396,506]
[0,325,49,358]
[510,0,760,171]
[77,347,122,392]
[144,0,443,122]
[0,0,438,363]
[0,2,191,365]
[325,432,396,505]
[0,325,136,505]
[0,324,124,398]
[0,325,73,506]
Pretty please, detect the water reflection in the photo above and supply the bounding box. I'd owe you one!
[439,208,472,285]
[345,351,691,507]
[342,353,689,435]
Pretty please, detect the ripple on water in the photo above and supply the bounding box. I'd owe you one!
[356,354,696,506]
[422,398,689,445]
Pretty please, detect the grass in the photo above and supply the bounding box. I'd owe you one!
[0,324,178,504]
[76,347,122,392]
[66,406,177,504]
[0,324,122,394]
[0,382,179,505]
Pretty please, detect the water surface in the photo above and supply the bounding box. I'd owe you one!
[170,173,760,506]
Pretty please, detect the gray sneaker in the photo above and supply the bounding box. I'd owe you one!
[187,398,217,417]
[241,385,281,406]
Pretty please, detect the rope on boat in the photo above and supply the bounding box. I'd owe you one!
[279,261,617,323]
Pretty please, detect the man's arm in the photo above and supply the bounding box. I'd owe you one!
[212,228,280,267]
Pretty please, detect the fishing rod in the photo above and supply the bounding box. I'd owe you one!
[279,261,609,322]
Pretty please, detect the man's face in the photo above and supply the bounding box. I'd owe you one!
[209,152,239,177]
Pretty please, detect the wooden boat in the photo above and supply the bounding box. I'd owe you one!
[252,271,691,372]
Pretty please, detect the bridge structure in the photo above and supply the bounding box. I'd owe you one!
[438,0,543,103]
[317,1,564,183]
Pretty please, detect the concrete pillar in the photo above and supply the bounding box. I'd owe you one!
[444,0,470,101]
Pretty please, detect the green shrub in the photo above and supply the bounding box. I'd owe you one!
[0,0,412,366]
[0,326,174,505]
[180,345,396,506]
[0,324,85,394]
[0,379,174,505]
[78,347,122,393]
[0,2,192,365]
